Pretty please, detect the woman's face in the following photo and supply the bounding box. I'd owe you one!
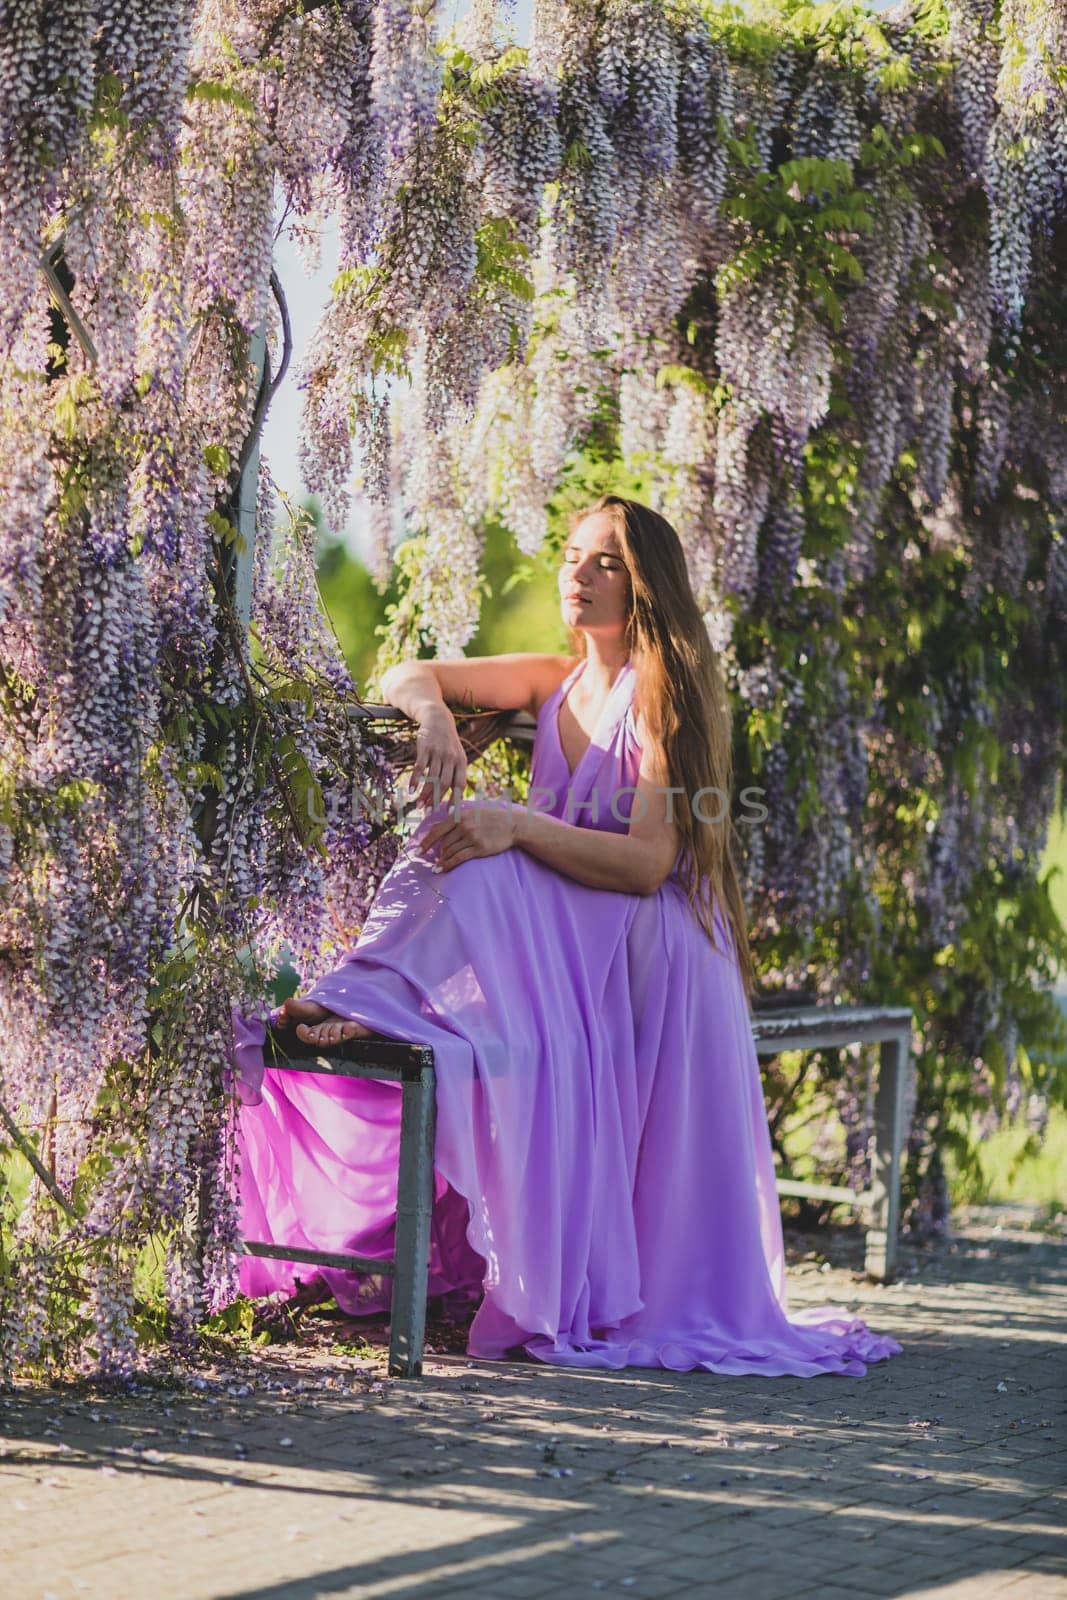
[559,512,631,639]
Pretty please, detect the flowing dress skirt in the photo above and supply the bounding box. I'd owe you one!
[232,659,903,1376]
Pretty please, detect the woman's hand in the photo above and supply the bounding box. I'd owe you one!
[420,800,520,873]
[404,706,468,809]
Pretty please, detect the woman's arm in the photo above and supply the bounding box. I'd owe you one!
[380,653,575,720]
[378,660,451,725]
[514,737,682,896]
[513,810,666,895]
[379,655,571,808]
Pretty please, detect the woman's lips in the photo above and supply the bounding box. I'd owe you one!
[566,592,591,604]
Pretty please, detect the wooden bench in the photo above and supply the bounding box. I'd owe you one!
[240,708,913,1374]
[751,1004,913,1281]
[241,1007,912,1377]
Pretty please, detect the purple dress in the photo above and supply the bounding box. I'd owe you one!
[231,657,903,1375]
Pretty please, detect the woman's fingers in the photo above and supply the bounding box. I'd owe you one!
[438,848,476,874]
[433,755,464,804]
[407,718,467,808]
[435,831,477,872]
[406,728,435,797]
[416,766,463,811]
[412,751,439,800]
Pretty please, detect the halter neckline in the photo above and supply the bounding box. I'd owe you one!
[553,658,634,782]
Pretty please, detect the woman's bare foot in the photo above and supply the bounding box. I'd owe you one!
[276,996,374,1045]
[277,997,332,1027]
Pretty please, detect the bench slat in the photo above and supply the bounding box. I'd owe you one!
[242,1239,396,1276]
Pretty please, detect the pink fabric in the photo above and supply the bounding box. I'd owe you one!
[231,658,903,1375]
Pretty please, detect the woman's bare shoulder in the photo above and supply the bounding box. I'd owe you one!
[530,654,583,715]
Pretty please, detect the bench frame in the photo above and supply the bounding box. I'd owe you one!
[241,1030,437,1377]
[751,1003,913,1282]
[241,1003,912,1376]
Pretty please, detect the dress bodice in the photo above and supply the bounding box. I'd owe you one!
[529,657,643,837]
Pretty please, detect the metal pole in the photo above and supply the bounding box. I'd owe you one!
[232,322,266,629]
[866,1027,910,1282]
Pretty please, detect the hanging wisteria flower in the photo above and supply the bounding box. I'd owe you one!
[1,0,1065,1383]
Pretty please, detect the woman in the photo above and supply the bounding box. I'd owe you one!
[232,495,903,1375]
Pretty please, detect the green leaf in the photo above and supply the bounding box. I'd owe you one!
[827,244,864,282]
[655,363,711,395]
[185,78,255,115]
[208,508,239,546]
[501,563,534,597]
[274,735,328,856]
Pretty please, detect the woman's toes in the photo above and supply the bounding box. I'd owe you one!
[294,1017,373,1046]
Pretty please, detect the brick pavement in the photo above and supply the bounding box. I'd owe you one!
[2,1204,1064,1600]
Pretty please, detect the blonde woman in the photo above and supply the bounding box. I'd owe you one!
[233,495,902,1376]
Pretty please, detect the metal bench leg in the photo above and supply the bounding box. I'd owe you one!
[389,1064,436,1377]
[866,1028,909,1282]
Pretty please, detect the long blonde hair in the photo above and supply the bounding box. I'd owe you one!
[566,494,757,1006]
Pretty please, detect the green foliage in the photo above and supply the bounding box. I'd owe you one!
[274,732,328,857]
[476,217,535,306]
[207,506,245,550]
[91,71,131,133]
[185,78,256,115]
[944,1104,1067,1212]
[203,443,231,477]
[471,518,571,657]
[719,143,887,332]
[443,41,530,104]
[315,551,394,689]
[199,1294,272,1347]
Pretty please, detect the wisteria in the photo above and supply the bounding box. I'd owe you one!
[0,0,414,1381]
[1,0,1065,1378]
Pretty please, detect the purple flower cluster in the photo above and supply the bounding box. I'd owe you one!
[1,0,1064,1383]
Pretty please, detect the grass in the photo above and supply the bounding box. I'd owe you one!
[1043,797,1067,936]
[944,1102,1067,1212]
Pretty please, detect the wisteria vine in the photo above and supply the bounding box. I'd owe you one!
[0,0,1065,1380]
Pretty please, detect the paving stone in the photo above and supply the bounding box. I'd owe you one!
[2,1206,1063,1600]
